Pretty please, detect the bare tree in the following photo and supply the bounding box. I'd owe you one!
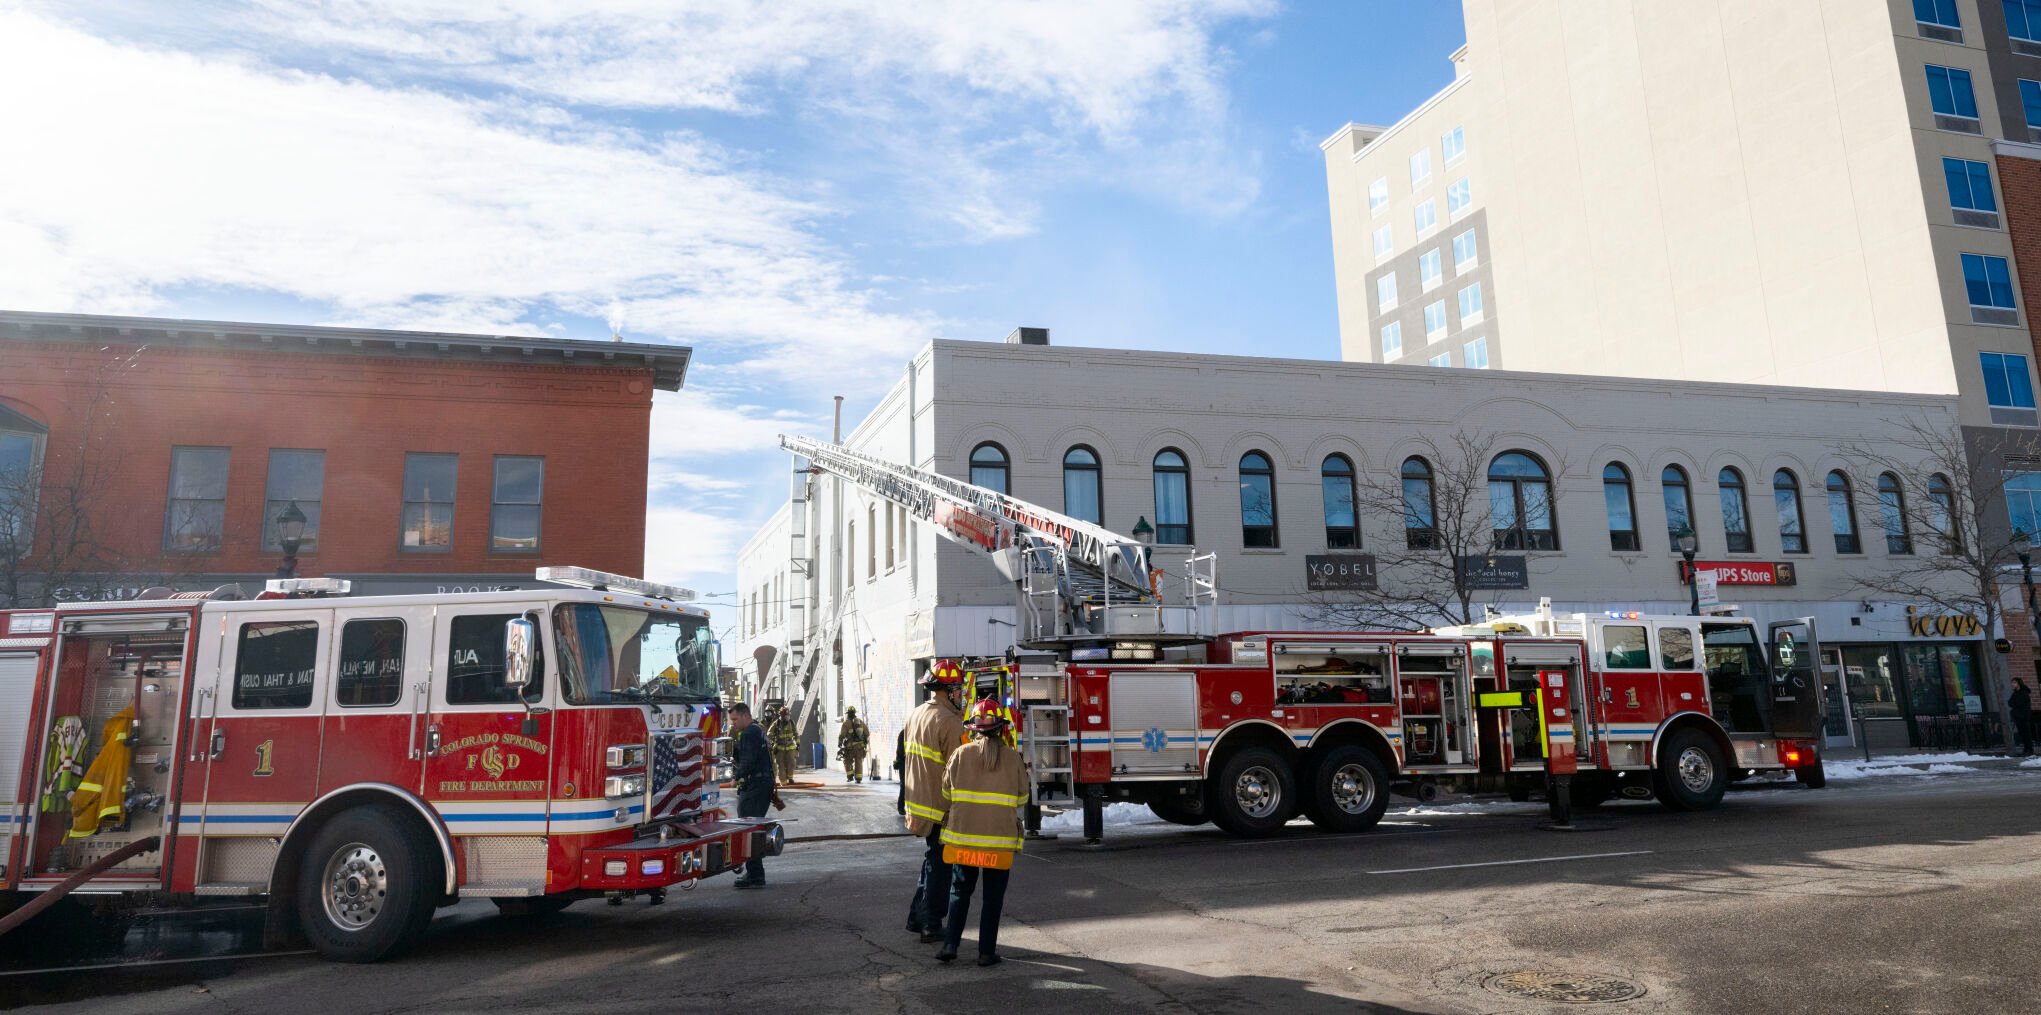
[1835,417,2041,751]
[1310,431,1564,631]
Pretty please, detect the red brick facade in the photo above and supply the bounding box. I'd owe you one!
[1997,149,2041,367]
[1,317,680,602]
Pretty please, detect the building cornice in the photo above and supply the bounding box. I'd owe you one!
[1348,74,1471,165]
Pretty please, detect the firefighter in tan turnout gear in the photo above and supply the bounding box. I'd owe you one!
[902,660,967,943]
[935,697,1029,966]
[837,706,870,783]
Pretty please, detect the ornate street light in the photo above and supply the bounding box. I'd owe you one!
[275,500,307,579]
[1131,515,1155,544]
[1676,525,1700,616]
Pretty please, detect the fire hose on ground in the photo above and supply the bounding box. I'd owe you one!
[0,836,161,938]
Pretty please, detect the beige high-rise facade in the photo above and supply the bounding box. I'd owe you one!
[1324,0,2039,434]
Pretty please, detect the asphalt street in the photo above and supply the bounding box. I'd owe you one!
[6,771,2041,1014]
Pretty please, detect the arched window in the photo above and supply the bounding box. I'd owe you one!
[1238,451,1279,548]
[1322,455,1359,549]
[1827,471,1861,554]
[1603,463,1638,551]
[1774,470,1807,554]
[1402,457,1436,549]
[1063,446,1102,524]
[1489,452,1557,550]
[1927,473,1959,553]
[1878,473,1912,555]
[1661,465,1694,551]
[1719,468,1752,553]
[0,403,47,548]
[969,442,1009,494]
[1153,449,1192,544]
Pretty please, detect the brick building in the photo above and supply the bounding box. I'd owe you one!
[0,310,688,604]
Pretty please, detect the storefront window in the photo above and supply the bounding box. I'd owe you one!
[1841,646,1901,720]
[1902,645,1951,717]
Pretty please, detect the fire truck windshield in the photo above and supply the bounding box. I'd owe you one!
[553,604,718,705]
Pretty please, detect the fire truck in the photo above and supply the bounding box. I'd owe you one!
[0,567,781,962]
[783,436,1828,841]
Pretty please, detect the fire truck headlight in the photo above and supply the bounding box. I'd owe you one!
[604,860,628,877]
[605,775,646,799]
[606,744,647,769]
[640,859,665,876]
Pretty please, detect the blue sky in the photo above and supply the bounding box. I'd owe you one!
[0,1,1464,629]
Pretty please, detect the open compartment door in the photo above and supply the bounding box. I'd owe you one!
[1766,618,1825,739]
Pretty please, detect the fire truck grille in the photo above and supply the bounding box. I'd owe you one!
[1483,971,1645,1004]
[648,730,707,821]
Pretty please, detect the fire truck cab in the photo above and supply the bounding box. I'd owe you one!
[0,568,780,962]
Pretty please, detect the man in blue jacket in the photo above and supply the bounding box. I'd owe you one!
[730,703,776,888]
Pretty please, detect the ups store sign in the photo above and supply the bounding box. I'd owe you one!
[1306,555,1378,591]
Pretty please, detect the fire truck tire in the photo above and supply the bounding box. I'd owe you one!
[294,806,441,963]
[1145,791,1209,826]
[492,896,576,917]
[1795,761,1828,789]
[1569,775,1612,810]
[1206,747,1297,837]
[1652,730,1728,812]
[1301,746,1391,833]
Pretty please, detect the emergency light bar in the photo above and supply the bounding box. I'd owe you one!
[266,578,353,596]
[536,566,697,601]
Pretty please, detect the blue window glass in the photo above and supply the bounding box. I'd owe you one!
[1917,0,1961,26]
[1962,253,2016,308]
[1927,65,1978,118]
[1943,158,1997,213]
[2008,472,2041,540]
[2009,0,2041,41]
[1982,353,2037,409]
[2023,80,2041,127]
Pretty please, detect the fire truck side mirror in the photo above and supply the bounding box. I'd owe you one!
[504,618,537,692]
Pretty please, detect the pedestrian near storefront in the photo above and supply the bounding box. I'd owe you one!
[729,703,775,888]
[2012,678,2034,757]
[902,660,967,943]
[935,698,1029,967]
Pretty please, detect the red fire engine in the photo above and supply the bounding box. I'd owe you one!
[782,436,1830,842]
[0,567,780,962]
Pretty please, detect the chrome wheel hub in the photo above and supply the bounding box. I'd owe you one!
[322,842,388,931]
[1234,765,1282,818]
[1676,747,1715,793]
[1330,763,1377,814]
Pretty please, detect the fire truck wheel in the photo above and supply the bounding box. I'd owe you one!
[295,806,441,963]
[1795,761,1828,789]
[1652,729,1728,812]
[1206,747,1297,837]
[1301,746,1391,833]
[1569,775,1612,810]
[492,896,576,917]
[1145,791,1209,826]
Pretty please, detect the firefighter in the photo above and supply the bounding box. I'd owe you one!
[936,698,1028,966]
[767,704,799,786]
[837,706,870,783]
[728,702,774,889]
[902,660,967,943]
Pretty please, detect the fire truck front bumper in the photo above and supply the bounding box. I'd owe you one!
[579,819,784,890]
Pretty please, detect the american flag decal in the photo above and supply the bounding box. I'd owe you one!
[649,730,707,820]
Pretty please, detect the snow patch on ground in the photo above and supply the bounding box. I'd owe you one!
[1825,753,2001,781]
[1388,801,1546,817]
[1037,802,1168,831]
[2022,757,2041,769]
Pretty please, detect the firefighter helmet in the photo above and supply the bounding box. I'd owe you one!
[964,697,1010,732]
[921,659,966,688]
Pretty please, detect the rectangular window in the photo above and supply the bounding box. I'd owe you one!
[447,613,542,704]
[1452,228,1478,270]
[1458,282,1485,325]
[234,620,319,710]
[401,453,458,551]
[1414,199,1438,235]
[1373,223,1394,261]
[1962,253,2016,308]
[1368,176,1389,214]
[262,449,324,553]
[1442,125,1465,165]
[2009,0,2041,40]
[0,430,39,549]
[1463,337,1489,369]
[2009,472,2041,542]
[1447,177,1471,217]
[1377,272,1399,312]
[1603,625,1651,669]
[1381,321,1403,360]
[165,446,229,552]
[1410,149,1431,186]
[1926,64,1979,119]
[1429,352,1452,368]
[336,619,405,707]
[867,504,877,579]
[885,501,895,569]
[1943,157,1997,214]
[1917,0,1961,26]
[1425,301,1447,341]
[1981,352,2038,408]
[1659,627,1696,670]
[1419,249,1442,290]
[491,456,543,553]
[2022,79,2041,127]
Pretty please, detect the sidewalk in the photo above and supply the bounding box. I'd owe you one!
[757,766,911,841]
[1824,749,2041,780]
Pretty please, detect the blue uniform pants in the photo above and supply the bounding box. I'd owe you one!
[943,862,1010,957]
[737,786,772,881]
[908,826,951,933]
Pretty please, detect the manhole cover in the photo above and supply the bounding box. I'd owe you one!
[1484,971,1646,1004]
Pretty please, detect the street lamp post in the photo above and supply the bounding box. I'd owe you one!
[274,501,307,579]
[1676,525,1700,617]
[1131,516,1155,544]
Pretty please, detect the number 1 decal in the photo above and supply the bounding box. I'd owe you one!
[253,739,276,777]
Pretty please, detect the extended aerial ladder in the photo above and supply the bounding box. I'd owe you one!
[780,434,1216,649]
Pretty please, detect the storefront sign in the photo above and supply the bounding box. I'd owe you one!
[1906,609,1983,638]
[1676,560,1797,586]
[1458,555,1527,590]
[1306,554,1378,591]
